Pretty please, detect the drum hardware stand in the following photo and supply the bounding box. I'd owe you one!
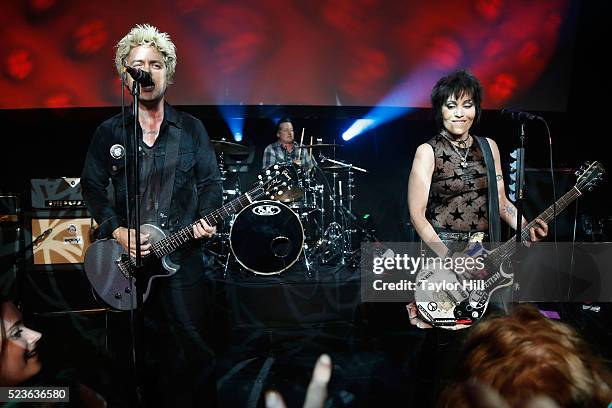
[318,157,368,266]
[223,247,232,279]
[301,243,312,278]
[217,138,228,184]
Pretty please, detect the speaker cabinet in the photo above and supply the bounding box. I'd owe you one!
[22,209,102,313]
[25,209,95,269]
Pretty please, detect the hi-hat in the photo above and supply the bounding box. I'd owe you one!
[212,140,249,155]
[320,165,349,172]
[301,143,343,148]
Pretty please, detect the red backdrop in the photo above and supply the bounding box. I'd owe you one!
[0,0,572,109]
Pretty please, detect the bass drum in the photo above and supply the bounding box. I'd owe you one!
[230,200,304,275]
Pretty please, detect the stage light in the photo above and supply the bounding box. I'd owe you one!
[342,118,375,141]
[219,105,245,143]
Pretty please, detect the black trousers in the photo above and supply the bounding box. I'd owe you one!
[142,250,217,407]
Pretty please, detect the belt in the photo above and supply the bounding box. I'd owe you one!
[436,230,489,242]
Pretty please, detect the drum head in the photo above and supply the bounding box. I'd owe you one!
[230,200,304,275]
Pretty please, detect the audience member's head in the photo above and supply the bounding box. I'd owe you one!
[0,300,42,386]
[438,305,612,407]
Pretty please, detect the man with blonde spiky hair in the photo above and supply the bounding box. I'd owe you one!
[81,23,221,406]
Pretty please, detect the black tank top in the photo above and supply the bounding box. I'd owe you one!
[426,133,489,232]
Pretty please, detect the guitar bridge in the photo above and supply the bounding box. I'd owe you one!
[116,255,133,279]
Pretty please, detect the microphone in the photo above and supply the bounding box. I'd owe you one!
[500,108,543,122]
[123,66,154,87]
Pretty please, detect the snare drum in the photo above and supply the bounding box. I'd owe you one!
[229,200,304,275]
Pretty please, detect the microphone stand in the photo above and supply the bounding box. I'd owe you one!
[130,80,146,406]
[515,123,526,243]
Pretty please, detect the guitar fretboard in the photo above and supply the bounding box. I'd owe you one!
[150,187,264,258]
[487,186,581,267]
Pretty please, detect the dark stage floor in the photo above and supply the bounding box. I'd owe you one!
[20,259,612,407]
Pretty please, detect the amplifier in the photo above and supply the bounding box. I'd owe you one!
[24,209,96,270]
[30,178,85,209]
[0,194,20,221]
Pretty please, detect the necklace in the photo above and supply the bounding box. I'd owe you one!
[441,131,470,168]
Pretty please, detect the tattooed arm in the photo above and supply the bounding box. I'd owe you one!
[500,198,527,230]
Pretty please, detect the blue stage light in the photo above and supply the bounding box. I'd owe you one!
[219,105,245,143]
[342,118,376,141]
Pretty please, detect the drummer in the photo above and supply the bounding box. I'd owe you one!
[262,117,317,171]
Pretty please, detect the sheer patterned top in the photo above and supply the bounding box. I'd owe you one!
[426,133,490,233]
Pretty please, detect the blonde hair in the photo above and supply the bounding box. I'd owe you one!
[115,24,177,83]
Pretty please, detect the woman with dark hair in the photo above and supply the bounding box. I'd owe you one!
[1,298,108,406]
[0,300,42,386]
[406,69,548,328]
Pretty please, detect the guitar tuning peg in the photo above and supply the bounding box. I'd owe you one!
[588,186,594,192]
[278,190,283,195]
[575,170,581,176]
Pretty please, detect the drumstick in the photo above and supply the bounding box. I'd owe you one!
[309,136,313,160]
[298,128,305,161]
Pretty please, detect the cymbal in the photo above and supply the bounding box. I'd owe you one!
[320,165,349,172]
[211,140,249,155]
[300,143,343,148]
[276,187,304,203]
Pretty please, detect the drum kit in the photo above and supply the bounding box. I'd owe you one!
[207,138,368,276]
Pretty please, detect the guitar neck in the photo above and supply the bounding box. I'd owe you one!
[488,186,582,267]
[151,187,265,258]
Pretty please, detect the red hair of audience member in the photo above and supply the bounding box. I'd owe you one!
[438,305,612,408]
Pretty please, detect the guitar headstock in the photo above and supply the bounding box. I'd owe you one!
[575,161,605,193]
[257,163,299,200]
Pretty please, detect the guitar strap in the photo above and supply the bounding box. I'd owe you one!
[157,124,181,231]
[474,136,501,243]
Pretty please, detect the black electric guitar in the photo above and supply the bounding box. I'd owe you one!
[84,163,297,311]
[414,161,605,329]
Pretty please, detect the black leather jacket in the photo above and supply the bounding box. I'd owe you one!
[81,103,222,249]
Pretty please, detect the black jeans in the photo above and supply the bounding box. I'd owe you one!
[143,250,217,407]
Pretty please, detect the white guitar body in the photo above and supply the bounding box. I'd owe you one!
[414,235,514,330]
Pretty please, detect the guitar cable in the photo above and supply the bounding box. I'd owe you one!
[568,199,579,301]
[542,119,564,317]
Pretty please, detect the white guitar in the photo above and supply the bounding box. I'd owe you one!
[414,161,605,329]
